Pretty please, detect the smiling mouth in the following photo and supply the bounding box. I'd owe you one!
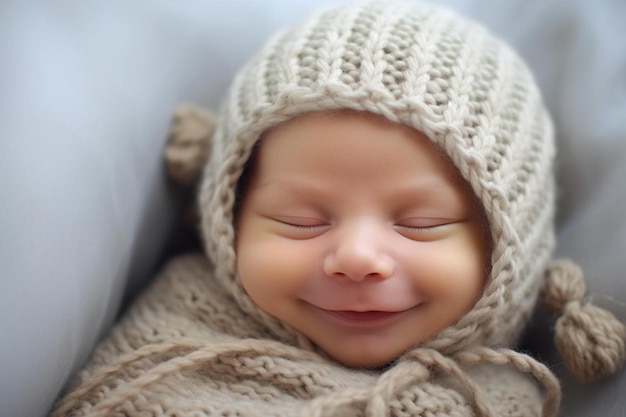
[328,310,400,321]
[313,306,416,327]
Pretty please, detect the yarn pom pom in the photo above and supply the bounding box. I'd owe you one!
[542,260,586,314]
[543,260,626,383]
[165,104,215,187]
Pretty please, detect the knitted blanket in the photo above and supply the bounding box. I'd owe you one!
[53,253,558,417]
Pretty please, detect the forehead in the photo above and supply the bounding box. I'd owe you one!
[250,110,465,188]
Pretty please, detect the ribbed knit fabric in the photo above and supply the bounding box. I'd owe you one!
[53,1,626,416]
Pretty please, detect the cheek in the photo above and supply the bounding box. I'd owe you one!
[236,237,313,305]
[407,234,487,304]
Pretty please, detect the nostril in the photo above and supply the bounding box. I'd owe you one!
[364,272,386,280]
[323,254,394,282]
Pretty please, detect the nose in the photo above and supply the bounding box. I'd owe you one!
[322,220,394,281]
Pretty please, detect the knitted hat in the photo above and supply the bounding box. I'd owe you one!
[183,0,624,381]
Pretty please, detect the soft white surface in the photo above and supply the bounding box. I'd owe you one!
[0,1,624,416]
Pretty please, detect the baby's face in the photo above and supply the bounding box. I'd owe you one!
[235,111,489,368]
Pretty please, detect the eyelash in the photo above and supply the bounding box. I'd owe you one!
[394,225,446,236]
[289,223,326,230]
[276,218,328,230]
[281,221,449,231]
[398,225,439,231]
[395,220,451,230]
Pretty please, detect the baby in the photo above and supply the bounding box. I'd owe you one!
[54,1,625,416]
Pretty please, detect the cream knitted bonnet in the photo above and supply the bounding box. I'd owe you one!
[185,0,625,382]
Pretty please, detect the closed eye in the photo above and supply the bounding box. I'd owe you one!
[274,216,328,228]
[283,222,327,230]
[395,218,452,230]
[271,216,331,238]
[394,218,456,240]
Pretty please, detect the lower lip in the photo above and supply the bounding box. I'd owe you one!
[311,305,415,327]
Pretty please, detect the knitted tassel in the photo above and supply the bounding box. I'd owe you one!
[165,104,215,187]
[542,259,626,383]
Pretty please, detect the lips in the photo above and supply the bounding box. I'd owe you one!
[327,310,400,322]
[311,304,417,327]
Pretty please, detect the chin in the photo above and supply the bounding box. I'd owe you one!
[323,343,409,370]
